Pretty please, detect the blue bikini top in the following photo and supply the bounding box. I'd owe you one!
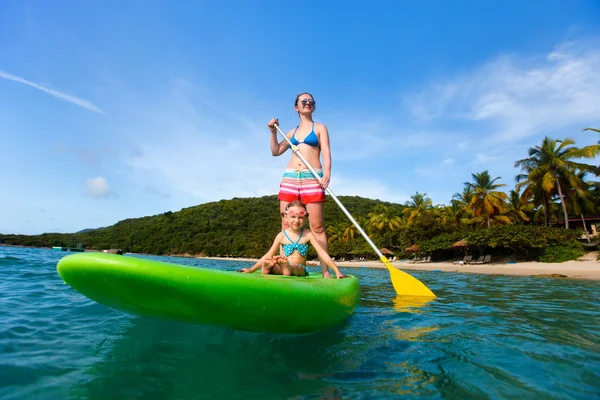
[282,228,310,257]
[290,122,319,147]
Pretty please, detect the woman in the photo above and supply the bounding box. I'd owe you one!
[267,93,333,278]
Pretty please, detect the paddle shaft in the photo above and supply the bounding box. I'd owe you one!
[274,123,435,297]
[274,124,384,259]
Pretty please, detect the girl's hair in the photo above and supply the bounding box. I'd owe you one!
[286,200,307,211]
[294,92,316,111]
[281,200,308,218]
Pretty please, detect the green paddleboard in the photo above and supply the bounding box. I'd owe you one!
[57,253,360,334]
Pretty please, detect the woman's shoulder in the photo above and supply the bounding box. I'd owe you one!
[314,121,329,135]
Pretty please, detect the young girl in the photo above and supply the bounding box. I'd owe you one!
[238,200,347,279]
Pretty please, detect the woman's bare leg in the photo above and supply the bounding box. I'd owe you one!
[306,202,331,278]
[280,201,290,230]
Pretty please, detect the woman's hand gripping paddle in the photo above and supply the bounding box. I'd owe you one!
[274,124,435,298]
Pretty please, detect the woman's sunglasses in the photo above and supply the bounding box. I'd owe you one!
[300,99,315,106]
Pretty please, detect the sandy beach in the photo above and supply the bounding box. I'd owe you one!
[5,245,598,280]
[202,254,600,280]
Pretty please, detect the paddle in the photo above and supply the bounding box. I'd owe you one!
[274,124,436,297]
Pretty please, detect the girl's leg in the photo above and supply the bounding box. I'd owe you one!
[289,265,307,277]
[278,258,307,277]
[270,257,292,276]
[270,265,284,275]
[261,259,275,275]
[306,202,330,278]
[262,258,285,275]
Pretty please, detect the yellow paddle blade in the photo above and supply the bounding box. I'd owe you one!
[392,295,435,313]
[381,256,436,297]
[392,324,439,342]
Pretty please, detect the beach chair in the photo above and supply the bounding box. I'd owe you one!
[453,255,472,265]
[470,255,484,264]
[472,254,491,264]
[408,256,422,264]
[417,256,431,263]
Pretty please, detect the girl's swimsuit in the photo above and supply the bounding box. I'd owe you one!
[282,228,310,276]
[278,122,326,204]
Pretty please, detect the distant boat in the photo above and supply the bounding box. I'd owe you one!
[53,244,86,252]
[103,249,123,255]
[52,246,83,252]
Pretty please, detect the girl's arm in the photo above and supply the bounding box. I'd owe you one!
[240,233,282,273]
[308,233,347,279]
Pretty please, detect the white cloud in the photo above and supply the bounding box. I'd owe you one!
[0,70,105,114]
[415,157,458,177]
[53,143,99,166]
[473,152,499,164]
[85,176,114,198]
[110,38,600,211]
[120,96,286,203]
[329,125,441,163]
[125,139,283,202]
[406,39,600,143]
[118,92,424,207]
[331,174,412,204]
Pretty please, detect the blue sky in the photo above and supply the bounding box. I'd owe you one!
[1,1,600,235]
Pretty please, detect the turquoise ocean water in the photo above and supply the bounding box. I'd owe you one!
[1,246,599,399]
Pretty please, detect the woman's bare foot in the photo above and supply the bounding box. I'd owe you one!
[323,270,348,279]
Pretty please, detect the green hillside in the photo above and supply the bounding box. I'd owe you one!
[0,195,403,258]
[0,192,586,263]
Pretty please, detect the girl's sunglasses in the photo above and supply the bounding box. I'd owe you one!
[300,99,315,106]
[281,210,308,217]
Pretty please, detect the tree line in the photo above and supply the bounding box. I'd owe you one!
[2,133,599,263]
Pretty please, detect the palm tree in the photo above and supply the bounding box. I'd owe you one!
[438,200,467,229]
[453,186,475,206]
[566,172,597,242]
[403,192,433,225]
[516,165,551,226]
[515,137,600,229]
[326,223,345,245]
[464,171,510,227]
[452,186,476,225]
[342,216,368,242]
[584,127,600,145]
[368,204,403,232]
[506,189,532,224]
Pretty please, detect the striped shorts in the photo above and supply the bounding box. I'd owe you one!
[278,169,326,204]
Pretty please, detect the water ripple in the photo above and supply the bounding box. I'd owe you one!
[0,247,599,399]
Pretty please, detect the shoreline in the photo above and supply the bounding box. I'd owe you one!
[200,256,600,280]
[3,244,599,280]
